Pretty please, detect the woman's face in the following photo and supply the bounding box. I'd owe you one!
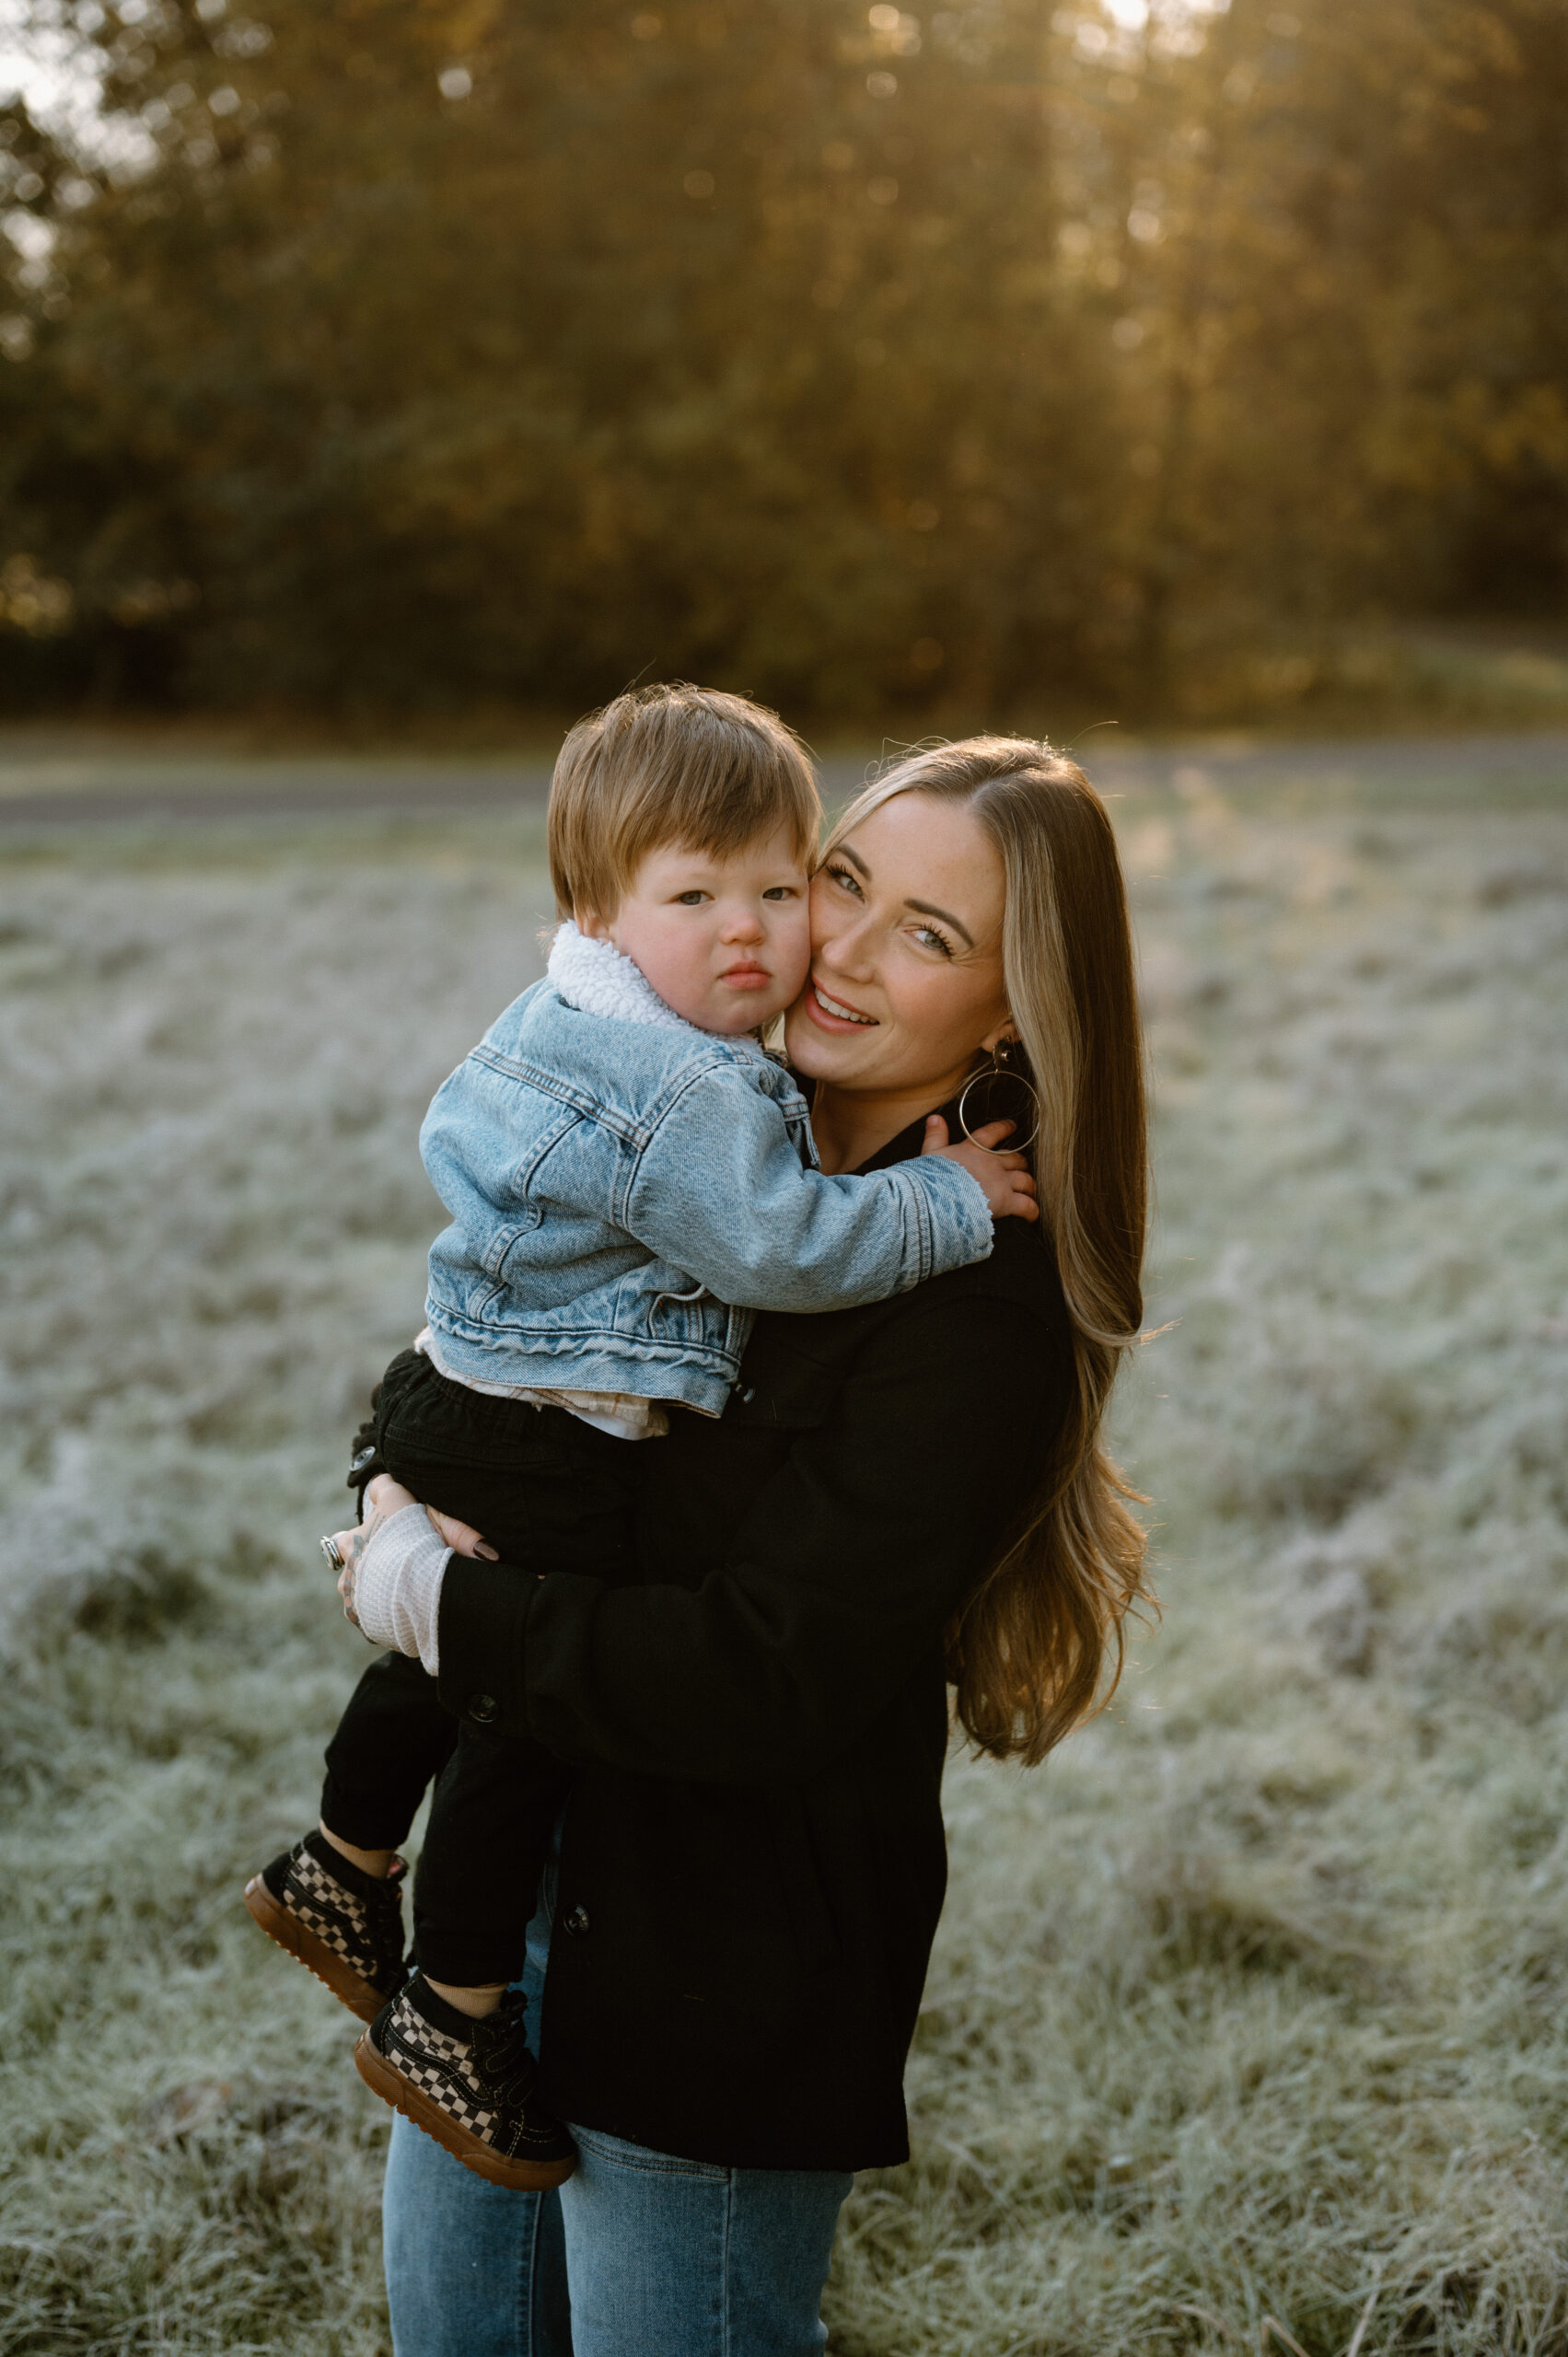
[784,790,1013,1103]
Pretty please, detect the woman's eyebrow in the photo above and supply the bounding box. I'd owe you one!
[834,842,976,946]
[907,897,974,948]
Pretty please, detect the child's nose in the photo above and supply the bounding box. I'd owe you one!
[722,906,765,939]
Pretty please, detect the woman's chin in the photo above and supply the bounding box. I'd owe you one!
[783,1004,845,1076]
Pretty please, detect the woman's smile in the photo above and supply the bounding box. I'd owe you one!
[806,975,877,1028]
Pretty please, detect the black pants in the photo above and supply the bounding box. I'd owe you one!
[320,1348,639,1984]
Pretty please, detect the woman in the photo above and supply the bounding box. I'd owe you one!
[338,737,1151,2354]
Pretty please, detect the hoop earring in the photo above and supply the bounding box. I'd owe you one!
[957,1038,1041,1154]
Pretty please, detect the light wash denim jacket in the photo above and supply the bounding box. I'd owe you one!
[421,924,993,1418]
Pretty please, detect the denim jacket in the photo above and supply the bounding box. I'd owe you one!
[421,925,993,1418]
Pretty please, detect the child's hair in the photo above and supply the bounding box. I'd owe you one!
[548,684,821,921]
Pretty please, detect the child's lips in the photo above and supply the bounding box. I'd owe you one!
[721,963,772,990]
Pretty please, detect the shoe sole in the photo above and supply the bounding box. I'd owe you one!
[243,1875,391,2026]
[354,2030,577,2192]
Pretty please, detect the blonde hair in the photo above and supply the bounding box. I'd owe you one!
[823,738,1152,1762]
[549,684,821,921]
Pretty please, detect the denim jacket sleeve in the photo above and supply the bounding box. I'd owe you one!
[625,1063,994,1309]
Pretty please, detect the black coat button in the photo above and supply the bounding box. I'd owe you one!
[563,1905,591,1936]
[468,1693,498,1724]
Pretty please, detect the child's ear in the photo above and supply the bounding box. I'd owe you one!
[575,907,611,943]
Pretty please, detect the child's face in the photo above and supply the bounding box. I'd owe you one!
[581,824,812,1035]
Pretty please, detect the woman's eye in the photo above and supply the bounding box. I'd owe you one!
[826,864,862,898]
[912,923,954,957]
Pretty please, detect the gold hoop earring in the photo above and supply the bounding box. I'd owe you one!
[957,1038,1041,1154]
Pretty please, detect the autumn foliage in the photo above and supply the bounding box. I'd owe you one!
[0,0,1563,717]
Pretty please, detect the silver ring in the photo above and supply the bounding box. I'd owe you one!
[320,1535,345,1572]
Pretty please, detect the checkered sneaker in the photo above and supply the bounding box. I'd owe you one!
[244,1829,410,2023]
[354,1978,576,2190]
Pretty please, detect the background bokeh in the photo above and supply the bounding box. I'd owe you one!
[1,0,1566,726]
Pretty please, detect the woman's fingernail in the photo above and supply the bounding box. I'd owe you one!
[477,1544,500,1561]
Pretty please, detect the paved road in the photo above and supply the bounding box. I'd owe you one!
[0,732,1564,826]
[0,755,559,828]
[0,749,892,826]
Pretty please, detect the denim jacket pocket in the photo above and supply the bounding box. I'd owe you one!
[648,1280,710,1344]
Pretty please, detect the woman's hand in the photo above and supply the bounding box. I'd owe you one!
[922,1114,1039,1224]
[327,1472,417,1628]
[327,1473,497,1628]
[423,1504,499,1562]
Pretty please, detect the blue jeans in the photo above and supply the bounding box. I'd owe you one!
[382,1865,851,2357]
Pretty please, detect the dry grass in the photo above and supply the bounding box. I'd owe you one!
[1,754,1565,2353]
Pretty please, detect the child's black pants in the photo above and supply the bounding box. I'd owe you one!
[319,1347,639,1986]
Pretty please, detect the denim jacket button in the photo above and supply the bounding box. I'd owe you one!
[563,1905,591,1936]
[468,1693,499,1724]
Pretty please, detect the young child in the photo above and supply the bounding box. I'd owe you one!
[245,685,1031,2189]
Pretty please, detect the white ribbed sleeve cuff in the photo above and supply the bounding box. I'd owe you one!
[352,1503,451,1675]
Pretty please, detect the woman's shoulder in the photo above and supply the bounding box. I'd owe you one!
[732,1215,1070,1442]
[949,1206,1065,1315]
[901,1214,1073,1384]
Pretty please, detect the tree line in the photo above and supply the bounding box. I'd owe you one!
[0,0,1563,721]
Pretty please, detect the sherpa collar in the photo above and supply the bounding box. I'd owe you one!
[548,920,691,1030]
[547,921,768,1052]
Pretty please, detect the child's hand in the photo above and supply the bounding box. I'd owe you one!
[921,1113,1040,1224]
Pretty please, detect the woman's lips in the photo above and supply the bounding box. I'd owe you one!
[806,976,877,1029]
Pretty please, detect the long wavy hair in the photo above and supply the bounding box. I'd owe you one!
[822,738,1152,1763]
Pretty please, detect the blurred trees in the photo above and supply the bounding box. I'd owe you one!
[0,0,1564,719]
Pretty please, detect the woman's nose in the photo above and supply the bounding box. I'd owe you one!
[817,911,876,978]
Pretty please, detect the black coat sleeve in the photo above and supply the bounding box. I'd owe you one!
[435,1288,1063,1783]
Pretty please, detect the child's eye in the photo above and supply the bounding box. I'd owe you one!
[761,885,800,902]
[674,890,711,906]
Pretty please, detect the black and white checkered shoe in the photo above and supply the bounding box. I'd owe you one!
[355,1977,576,2190]
[244,1829,410,2024]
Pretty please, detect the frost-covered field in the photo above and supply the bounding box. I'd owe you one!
[2,754,1566,2355]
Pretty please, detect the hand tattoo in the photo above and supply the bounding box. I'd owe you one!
[340,1505,384,1631]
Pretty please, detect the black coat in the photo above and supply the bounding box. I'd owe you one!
[436,1104,1074,2170]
